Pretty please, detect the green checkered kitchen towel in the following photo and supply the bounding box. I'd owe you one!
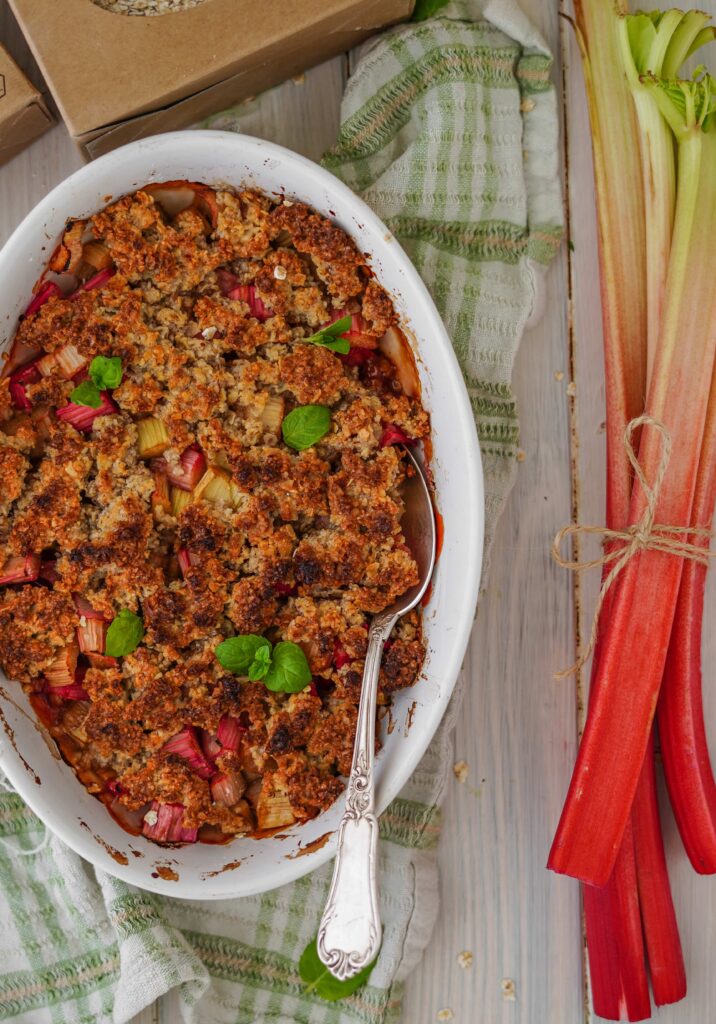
[0,2,562,1022]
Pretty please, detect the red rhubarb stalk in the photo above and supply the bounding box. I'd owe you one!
[583,822,651,1022]
[632,731,687,1006]
[550,77,716,885]
[658,377,716,872]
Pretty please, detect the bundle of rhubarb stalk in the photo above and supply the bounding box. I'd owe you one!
[552,3,716,1019]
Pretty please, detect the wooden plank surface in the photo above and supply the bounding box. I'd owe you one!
[2,0,716,1021]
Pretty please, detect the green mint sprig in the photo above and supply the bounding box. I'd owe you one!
[70,355,123,407]
[215,635,312,693]
[304,315,352,355]
[105,608,144,657]
[299,936,378,1001]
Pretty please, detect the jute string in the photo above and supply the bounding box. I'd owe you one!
[552,415,714,679]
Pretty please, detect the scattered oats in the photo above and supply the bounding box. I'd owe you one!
[554,370,564,381]
[292,72,306,85]
[273,265,287,280]
[143,809,158,827]
[516,449,526,462]
[501,978,516,1001]
[91,0,207,13]
[457,950,473,969]
[520,98,536,113]
[282,199,294,207]
[566,381,577,397]
[201,326,217,340]
[437,1010,454,1022]
[453,760,469,783]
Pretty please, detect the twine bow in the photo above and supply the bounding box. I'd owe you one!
[552,414,714,679]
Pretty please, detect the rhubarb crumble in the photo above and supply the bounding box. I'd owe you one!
[0,181,430,845]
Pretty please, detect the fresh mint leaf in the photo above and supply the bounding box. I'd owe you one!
[412,0,450,21]
[89,355,123,390]
[264,641,312,693]
[282,405,331,451]
[105,608,144,657]
[215,635,271,675]
[304,315,352,355]
[299,936,378,1001]
[70,379,102,408]
[248,643,272,681]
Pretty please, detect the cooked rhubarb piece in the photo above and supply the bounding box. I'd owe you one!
[80,241,112,273]
[326,308,374,345]
[24,281,61,318]
[45,644,79,688]
[216,267,240,295]
[259,395,285,432]
[210,771,246,807]
[200,729,223,761]
[51,684,90,701]
[73,595,107,620]
[216,714,244,752]
[167,445,206,491]
[9,361,41,410]
[137,417,170,458]
[55,391,118,432]
[379,423,415,447]
[256,785,295,830]
[227,284,272,321]
[36,352,57,377]
[193,466,241,508]
[177,547,199,577]
[55,344,88,379]
[0,553,41,586]
[164,726,216,780]
[80,268,115,293]
[340,346,376,368]
[170,486,192,517]
[142,801,198,843]
[77,618,107,654]
[151,472,172,514]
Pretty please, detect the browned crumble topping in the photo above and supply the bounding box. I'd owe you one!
[0,182,430,843]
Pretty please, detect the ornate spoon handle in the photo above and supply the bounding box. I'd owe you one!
[316,610,396,980]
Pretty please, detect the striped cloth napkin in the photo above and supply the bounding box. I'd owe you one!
[0,2,562,1022]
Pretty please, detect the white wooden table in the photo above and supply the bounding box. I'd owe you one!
[2,1,715,1021]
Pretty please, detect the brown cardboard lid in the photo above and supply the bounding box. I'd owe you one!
[0,43,53,165]
[9,0,412,138]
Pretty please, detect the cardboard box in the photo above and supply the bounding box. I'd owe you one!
[9,0,413,158]
[0,44,53,166]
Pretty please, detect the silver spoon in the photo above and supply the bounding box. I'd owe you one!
[317,446,437,980]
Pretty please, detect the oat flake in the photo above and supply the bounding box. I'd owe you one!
[501,978,517,1001]
[273,266,287,280]
[436,1010,454,1022]
[453,760,469,783]
[457,950,473,969]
